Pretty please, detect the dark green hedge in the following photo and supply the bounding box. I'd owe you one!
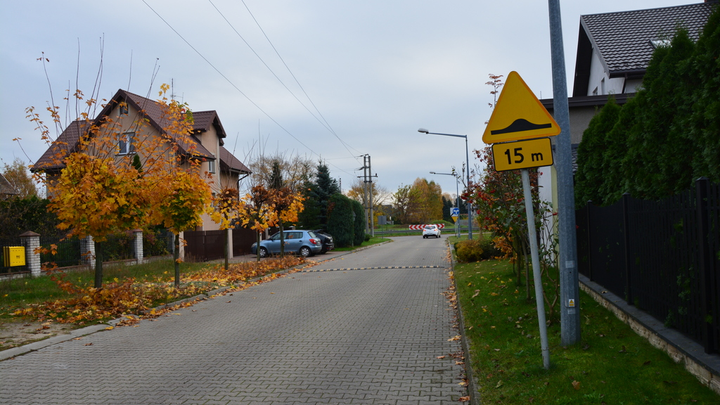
[327,193,354,248]
[351,199,365,246]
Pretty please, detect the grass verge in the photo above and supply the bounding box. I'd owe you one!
[0,257,304,327]
[453,257,718,404]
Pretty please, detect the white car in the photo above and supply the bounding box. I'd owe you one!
[422,224,441,238]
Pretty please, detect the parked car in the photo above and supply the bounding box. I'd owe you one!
[312,229,335,254]
[422,224,441,239]
[251,230,323,258]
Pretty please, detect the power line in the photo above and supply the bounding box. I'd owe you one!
[141,1,310,150]
[140,0,358,178]
[238,0,363,158]
[208,1,329,132]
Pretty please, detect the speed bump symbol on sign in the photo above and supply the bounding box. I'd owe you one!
[492,138,553,172]
[482,71,560,144]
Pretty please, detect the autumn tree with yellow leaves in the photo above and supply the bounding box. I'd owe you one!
[236,185,277,262]
[28,84,212,288]
[212,187,241,271]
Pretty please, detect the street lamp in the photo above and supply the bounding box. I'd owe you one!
[430,171,460,238]
[419,128,473,240]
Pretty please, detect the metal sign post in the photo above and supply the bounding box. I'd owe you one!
[451,207,460,237]
[521,169,551,369]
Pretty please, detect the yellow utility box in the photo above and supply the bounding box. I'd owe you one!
[3,246,26,267]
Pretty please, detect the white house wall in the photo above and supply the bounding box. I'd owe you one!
[624,78,643,93]
[196,126,222,232]
[586,49,625,96]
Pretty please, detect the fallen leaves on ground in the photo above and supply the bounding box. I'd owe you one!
[12,257,305,325]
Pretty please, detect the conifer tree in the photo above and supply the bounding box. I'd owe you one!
[575,97,621,206]
[298,161,339,229]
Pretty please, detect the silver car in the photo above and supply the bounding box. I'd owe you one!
[251,230,323,257]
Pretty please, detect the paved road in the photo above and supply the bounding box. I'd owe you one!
[0,237,467,404]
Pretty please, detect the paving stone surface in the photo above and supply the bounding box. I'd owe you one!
[1,238,466,404]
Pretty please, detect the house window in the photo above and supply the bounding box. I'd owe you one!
[119,102,129,115]
[651,39,671,49]
[118,132,136,155]
[208,157,216,174]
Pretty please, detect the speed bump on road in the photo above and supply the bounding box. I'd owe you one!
[302,265,445,272]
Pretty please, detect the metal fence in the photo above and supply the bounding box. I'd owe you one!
[40,235,83,268]
[102,233,135,261]
[0,236,22,274]
[576,178,720,354]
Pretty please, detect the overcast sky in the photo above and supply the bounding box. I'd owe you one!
[0,0,699,199]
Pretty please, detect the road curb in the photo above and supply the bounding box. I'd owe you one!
[0,324,110,361]
[448,240,480,405]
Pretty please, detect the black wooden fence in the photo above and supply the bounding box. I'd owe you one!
[184,227,259,262]
[232,227,256,256]
[184,230,225,262]
[576,178,720,354]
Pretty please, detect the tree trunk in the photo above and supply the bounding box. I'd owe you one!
[279,223,285,257]
[224,229,229,271]
[256,231,261,262]
[524,241,531,301]
[174,232,180,288]
[512,234,524,286]
[94,241,103,289]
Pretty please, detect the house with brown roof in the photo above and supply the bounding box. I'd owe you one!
[0,173,19,199]
[33,89,251,231]
[537,1,716,202]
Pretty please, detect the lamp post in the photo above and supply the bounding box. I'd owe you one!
[419,128,473,240]
[430,171,460,238]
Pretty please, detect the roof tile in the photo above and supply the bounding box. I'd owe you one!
[582,3,714,74]
[32,90,248,175]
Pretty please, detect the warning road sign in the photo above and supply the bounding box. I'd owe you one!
[492,138,553,172]
[482,71,560,144]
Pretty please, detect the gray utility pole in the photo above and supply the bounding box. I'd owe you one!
[358,155,378,237]
[548,0,580,345]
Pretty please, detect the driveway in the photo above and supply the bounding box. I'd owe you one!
[0,237,468,404]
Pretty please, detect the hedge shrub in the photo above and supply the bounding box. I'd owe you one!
[454,238,501,263]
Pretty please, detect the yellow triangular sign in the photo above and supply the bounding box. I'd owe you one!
[482,71,560,144]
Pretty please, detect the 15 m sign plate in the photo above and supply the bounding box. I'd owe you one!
[492,138,553,172]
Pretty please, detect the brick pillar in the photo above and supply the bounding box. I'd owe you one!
[81,235,95,269]
[19,231,41,277]
[133,229,144,264]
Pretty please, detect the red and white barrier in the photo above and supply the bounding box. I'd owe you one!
[408,224,445,230]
